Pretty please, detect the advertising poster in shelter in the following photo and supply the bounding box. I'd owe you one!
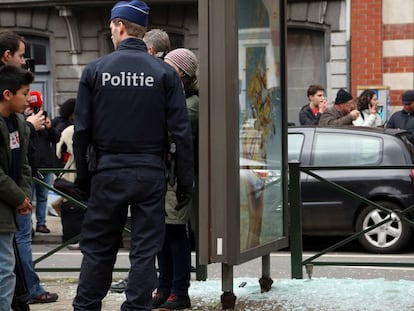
[239,0,283,251]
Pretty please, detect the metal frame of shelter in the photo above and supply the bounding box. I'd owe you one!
[198,0,289,309]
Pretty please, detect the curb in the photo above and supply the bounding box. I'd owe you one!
[32,234,62,244]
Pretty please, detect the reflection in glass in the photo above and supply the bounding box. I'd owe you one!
[239,0,283,251]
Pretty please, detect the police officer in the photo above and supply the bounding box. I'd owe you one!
[72,1,194,310]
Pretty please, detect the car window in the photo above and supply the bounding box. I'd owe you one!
[312,133,382,166]
[288,133,304,162]
[397,133,414,163]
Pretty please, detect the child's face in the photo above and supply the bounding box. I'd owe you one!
[4,84,31,115]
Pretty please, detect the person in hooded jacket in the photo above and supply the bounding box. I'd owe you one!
[151,48,199,310]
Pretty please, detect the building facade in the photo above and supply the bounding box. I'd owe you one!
[351,0,414,112]
[0,0,411,124]
[0,0,198,116]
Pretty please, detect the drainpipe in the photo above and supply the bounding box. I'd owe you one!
[345,0,351,91]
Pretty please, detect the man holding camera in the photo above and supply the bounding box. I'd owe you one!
[27,91,60,233]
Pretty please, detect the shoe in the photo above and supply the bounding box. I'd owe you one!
[110,278,128,293]
[67,242,80,250]
[158,293,191,310]
[11,297,30,310]
[47,206,59,217]
[29,291,58,304]
[152,291,170,309]
[51,198,63,216]
[35,225,50,233]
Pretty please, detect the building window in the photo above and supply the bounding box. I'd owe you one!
[287,28,325,125]
[24,36,50,73]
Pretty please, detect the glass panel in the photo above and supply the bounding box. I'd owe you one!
[239,0,283,251]
[288,133,304,162]
[312,133,381,166]
[33,44,46,65]
[23,36,50,72]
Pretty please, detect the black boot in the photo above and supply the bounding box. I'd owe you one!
[11,297,30,311]
[159,293,191,310]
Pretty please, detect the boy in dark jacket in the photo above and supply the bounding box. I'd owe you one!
[299,84,327,125]
[0,65,34,310]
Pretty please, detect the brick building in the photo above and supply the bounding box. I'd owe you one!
[287,0,414,124]
[351,0,414,111]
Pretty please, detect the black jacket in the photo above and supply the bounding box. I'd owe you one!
[74,38,194,187]
[299,104,322,125]
[30,125,60,175]
[386,109,414,142]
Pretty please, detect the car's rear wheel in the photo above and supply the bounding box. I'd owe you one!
[356,201,412,253]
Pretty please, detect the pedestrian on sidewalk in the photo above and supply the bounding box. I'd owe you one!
[110,28,172,295]
[143,28,170,59]
[0,65,34,311]
[0,30,58,307]
[151,48,199,310]
[29,97,60,233]
[72,1,194,310]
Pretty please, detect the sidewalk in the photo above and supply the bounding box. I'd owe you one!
[26,275,414,311]
[30,211,291,310]
[30,208,414,310]
[32,210,63,245]
[27,277,280,311]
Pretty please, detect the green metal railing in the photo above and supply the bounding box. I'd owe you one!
[289,161,414,279]
[32,168,207,280]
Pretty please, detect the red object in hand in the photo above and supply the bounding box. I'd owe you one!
[63,152,70,163]
[29,90,43,109]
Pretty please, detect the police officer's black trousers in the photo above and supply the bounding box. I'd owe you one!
[72,166,166,311]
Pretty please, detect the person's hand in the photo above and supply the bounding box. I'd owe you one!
[175,184,193,211]
[319,98,328,113]
[368,104,377,115]
[26,110,46,130]
[350,109,360,120]
[44,117,52,129]
[16,197,33,215]
[24,107,34,117]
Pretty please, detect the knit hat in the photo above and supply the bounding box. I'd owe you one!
[402,90,414,104]
[164,48,198,77]
[110,0,149,27]
[335,88,353,104]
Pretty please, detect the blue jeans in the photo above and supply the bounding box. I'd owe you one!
[157,224,191,296]
[0,233,15,311]
[15,213,45,299]
[32,173,52,226]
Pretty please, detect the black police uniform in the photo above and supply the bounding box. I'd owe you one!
[73,38,194,310]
